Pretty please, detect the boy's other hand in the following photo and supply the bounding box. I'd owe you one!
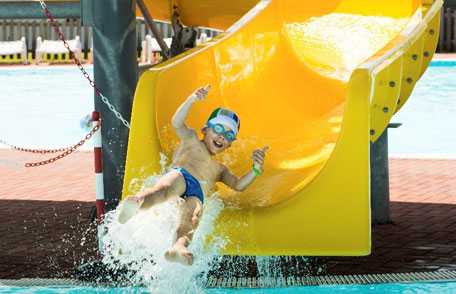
[252,146,269,169]
[190,84,211,102]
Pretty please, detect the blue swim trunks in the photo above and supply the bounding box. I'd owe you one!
[173,167,204,204]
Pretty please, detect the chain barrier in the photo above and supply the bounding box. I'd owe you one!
[38,0,131,129]
[0,139,71,154]
[0,1,133,167]
[24,122,100,167]
[1,0,131,167]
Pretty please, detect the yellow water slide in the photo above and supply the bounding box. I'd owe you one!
[124,0,442,255]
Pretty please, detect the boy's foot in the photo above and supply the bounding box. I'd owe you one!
[164,244,193,266]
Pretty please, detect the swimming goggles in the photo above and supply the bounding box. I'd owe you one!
[207,122,236,142]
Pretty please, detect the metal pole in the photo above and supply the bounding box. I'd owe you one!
[136,0,170,59]
[91,111,105,221]
[92,0,137,211]
[370,123,401,225]
[444,0,456,8]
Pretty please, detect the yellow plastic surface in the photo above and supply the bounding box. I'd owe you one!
[124,0,442,255]
[395,0,441,114]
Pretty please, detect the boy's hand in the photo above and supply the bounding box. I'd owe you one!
[189,84,211,102]
[252,146,269,173]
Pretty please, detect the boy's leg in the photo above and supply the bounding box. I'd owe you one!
[133,169,186,209]
[165,197,203,265]
[118,170,186,223]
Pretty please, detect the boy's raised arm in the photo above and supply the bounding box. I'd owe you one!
[172,85,211,138]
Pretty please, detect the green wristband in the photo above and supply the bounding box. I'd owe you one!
[252,165,262,176]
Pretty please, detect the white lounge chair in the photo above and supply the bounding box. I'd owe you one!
[0,37,27,64]
[35,36,82,63]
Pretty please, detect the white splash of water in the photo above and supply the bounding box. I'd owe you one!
[98,175,226,293]
[256,256,283,279]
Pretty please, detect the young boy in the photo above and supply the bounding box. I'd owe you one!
[120,85,268,265]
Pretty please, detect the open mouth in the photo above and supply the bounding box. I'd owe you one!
[213,140,223,149]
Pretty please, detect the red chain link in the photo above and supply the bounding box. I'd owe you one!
[24,122,100,167]
[0,2,107,167]
[0,140,70,154]
[40,1,131,129]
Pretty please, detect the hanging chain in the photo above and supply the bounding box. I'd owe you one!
[0,139,71,154]
[24,122,100,167]
[0,1,132,167]
[38,0,131,129]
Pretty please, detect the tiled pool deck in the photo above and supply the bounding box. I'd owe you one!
[0,149,455,278]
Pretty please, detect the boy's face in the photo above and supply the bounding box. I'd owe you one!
[202,126,233,155]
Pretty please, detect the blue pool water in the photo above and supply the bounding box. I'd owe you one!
[2,281,456,293]
[0,66,94,151]
[0,61,454,157]
[388,60,456,158]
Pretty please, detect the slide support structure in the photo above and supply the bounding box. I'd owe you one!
[92,0,137,211]
[370,123,401,225]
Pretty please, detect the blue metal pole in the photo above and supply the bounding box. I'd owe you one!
[370,123,401,225]
[92,0,137,211]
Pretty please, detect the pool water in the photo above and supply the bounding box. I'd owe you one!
[388,60,456,158]
[0,61,454,157]
[0,66,94,151]
[2,281,456,293]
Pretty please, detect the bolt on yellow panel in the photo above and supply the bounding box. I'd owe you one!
[420,6,441,78]
[395,30,425,114]
[370,54,403,142]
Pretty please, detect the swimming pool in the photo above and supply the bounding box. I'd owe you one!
[0,66,94,151]
[388,59,456,158]
[0,61,454,157]
[1,281,456,293]
[0,62,455,292]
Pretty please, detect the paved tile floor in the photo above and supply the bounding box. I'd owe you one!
[327,158,456,274]
[0,150,455,278]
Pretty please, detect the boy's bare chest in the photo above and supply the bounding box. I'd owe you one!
[174,141,210,161]
[172,140,221,180]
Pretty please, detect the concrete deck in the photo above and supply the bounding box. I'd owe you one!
[0,149,455,278]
